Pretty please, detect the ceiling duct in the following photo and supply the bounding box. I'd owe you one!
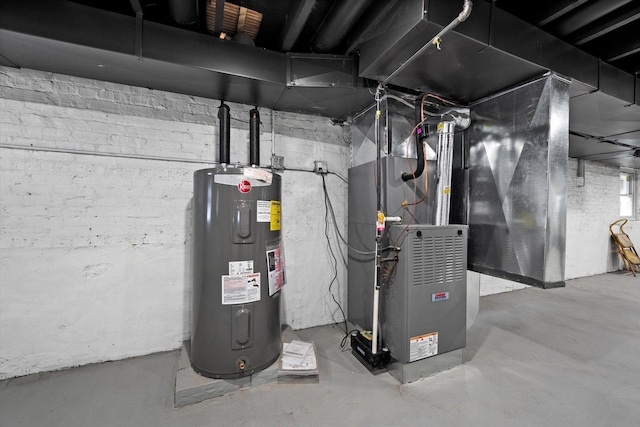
[0,0,373,120]
[354,0,640,167]
[312,0,373,53]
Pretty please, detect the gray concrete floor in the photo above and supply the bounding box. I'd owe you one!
[2,272,640,427]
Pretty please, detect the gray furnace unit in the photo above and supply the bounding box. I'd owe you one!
[382,225,467,369]
[348,157,467,383]
[191,165,283,378]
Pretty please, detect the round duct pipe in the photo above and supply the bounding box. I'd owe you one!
[167,0,199,28]
[312,0,373,53]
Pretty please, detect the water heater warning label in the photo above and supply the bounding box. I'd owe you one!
[270,201,281,231]
[221,273,261,305]
[409,332,438,362]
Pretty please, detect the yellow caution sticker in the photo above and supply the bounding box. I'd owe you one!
[270,200,281,231]
[443,186,451,195]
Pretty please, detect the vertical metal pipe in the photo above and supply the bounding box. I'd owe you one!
[250,108,260,166]
[435,121,455,225]
[218,102,231,164]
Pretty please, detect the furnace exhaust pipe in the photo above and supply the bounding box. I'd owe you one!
[218,102,231,164]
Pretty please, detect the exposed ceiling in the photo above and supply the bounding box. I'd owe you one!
[1,0,639,167]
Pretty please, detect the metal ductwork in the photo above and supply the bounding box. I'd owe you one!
[0,0,637,167]
[355,0,640,167]
[312,0,373,53]
[0,0,373,121]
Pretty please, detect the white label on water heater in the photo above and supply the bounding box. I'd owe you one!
[229,260,253,275]
[409,332,438,362]
[221,273,261,305]
[257,200,271,222]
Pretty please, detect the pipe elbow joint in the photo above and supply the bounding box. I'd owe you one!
[458,0,473,22]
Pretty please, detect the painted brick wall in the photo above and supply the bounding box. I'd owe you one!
[565,158,631,279]
[0,67,350,379]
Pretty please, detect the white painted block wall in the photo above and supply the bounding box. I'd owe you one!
[565,158,639,279]
[0,67,350,379]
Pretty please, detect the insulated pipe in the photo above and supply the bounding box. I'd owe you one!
[401,102,426,181]
[249,108,260,167]
[312,0,373,52]
[218,102,231,164]
[382,0,473,85]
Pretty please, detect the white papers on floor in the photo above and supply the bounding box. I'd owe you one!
[281,340,317,370]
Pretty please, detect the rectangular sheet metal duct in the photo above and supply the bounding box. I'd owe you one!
[467,74,569,288]
[0,0,373,121]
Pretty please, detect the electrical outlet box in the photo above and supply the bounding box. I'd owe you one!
[271,155,285,171]
[314,160,328,174]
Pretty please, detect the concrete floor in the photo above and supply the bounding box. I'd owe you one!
[1,272,639,427]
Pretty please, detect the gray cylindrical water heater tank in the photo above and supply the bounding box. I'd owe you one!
[191,165,282,378]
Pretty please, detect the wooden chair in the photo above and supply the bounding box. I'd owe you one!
[610,219,640,276]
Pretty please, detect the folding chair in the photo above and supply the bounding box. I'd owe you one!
[609,219,640,276]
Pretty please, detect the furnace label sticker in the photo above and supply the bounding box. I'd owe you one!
[409,332,438,362]
[221,273,261,305]
[229,260,254,275]
[270,201,281,231]
[257,200,271,223]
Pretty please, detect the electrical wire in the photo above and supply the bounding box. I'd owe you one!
[340,329,360,350]
[322,174,348,336]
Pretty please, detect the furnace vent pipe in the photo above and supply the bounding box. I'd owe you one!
[382,0,473,85]
[250,108,260,166]
[435,121,455,226]
[218,102,231,164]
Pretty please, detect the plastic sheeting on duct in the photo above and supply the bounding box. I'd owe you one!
[467,74,569,288]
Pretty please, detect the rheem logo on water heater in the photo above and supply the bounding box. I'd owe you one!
[238,180,252,193]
